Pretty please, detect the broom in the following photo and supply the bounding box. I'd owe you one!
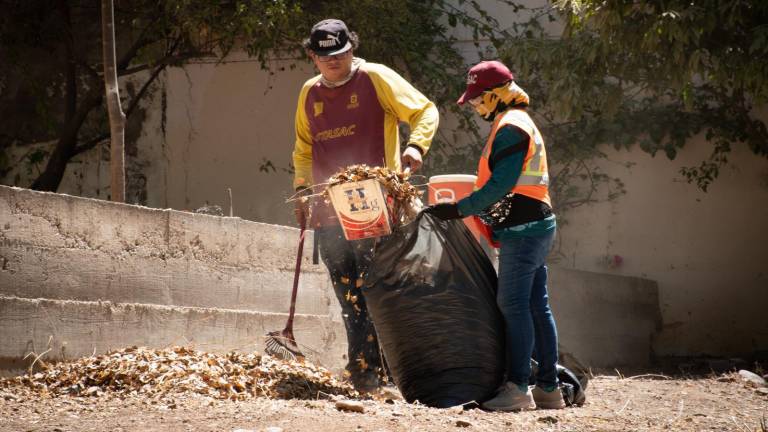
[264,213,307,360]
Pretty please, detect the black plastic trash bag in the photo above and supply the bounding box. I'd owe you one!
[557,364,588,406]
[530,360,588,406]
[364,212,505,407]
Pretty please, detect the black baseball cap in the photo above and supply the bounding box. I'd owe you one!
[308,19,352,56]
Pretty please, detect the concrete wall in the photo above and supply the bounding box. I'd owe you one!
[0,185,660,373]
[151,56,311,224]
[549,267,661,368]
[0,297,339,373]
[555,142,768,358]
[0,185,346,372]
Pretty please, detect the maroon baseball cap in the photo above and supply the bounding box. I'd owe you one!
[457,61,514,105]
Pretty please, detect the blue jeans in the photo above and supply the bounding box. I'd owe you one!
[497,229,559,388]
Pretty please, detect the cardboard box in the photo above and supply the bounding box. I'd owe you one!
[327,179,392,240]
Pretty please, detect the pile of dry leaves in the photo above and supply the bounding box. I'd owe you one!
[3,346,354,401]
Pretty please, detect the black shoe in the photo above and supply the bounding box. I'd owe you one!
[351,371,380,393]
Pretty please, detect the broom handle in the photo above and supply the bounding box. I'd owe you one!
[285,217,306,331]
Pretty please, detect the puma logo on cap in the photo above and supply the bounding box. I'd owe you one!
[318,33,341,48]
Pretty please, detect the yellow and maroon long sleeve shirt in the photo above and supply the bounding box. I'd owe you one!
[292,59,439,191]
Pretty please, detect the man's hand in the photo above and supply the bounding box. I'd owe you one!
[294,187,311,227]
[401,145,423,172]
[423,202,463,220]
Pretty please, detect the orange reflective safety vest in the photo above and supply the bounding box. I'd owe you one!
[473,108,551,247]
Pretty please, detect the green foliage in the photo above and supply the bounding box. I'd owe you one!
[0,0,504,192]
[503,0,768,191]
[7,0,761,205]
[0,0,623,212]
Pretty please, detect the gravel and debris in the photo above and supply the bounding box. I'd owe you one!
[1,350,766,431]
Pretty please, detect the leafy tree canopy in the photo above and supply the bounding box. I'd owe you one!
[500,0,768,191]
[2,0,764,210]
[0,0,497,195]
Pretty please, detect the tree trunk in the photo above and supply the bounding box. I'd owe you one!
[30,91,103,192]
[30,0,81,193]
[102,0,125,203]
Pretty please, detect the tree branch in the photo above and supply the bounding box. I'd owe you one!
[122,36,186,118]
[74,46,189,156]
[71,57,167,157]
[58,0,77,123]
[124,58,168,118]
[119,51,203,76]
[116,13,162,72]
[72,133,109,157]
[30,88,104,191]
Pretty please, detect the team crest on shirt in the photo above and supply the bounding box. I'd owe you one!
[314,102,324,117]
[347,93,359,109]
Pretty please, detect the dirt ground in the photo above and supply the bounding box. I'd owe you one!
[1,372,766,432]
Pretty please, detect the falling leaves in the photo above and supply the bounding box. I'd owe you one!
[2,346,354,401]
[355,354,368,372]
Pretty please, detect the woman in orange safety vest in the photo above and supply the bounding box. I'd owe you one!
[424,61,564,412]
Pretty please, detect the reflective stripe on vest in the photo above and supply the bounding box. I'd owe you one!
[475,108,551,206]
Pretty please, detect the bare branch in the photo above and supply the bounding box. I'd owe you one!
[124,60,166,118]
[58,0,77,123]
[116,13,162,72]
[77,60,100,84]
[30,88,103,191]
[119,51,205,76]
[73,133,109,157]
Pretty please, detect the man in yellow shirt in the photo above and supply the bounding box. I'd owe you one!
[292,18,438,392]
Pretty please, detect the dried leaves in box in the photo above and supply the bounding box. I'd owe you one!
[324,164,423,226]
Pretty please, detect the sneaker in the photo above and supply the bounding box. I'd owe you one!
[482,382,536,411]
[532,386,566,409]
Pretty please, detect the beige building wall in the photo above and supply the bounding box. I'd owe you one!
[554,140,768,357]
[144,55,312,225]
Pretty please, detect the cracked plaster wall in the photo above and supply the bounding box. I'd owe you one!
[0,185,667,371]
[0,185,345,372]
[555,140,768,359]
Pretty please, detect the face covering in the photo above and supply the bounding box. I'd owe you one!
[473,91,500,121]
[320,57,365,88]
[473,81,530,121]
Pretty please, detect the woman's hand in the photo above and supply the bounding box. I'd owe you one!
[423,202,462,220]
